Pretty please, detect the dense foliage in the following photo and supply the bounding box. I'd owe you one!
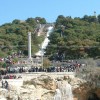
[0,17,46,57]
[46,15,100,60]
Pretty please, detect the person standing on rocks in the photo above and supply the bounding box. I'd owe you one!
[1,80,4,88]
[5,80,8,89]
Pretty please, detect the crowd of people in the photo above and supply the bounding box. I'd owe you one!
[0,60,85,75]
[2,74,16,79]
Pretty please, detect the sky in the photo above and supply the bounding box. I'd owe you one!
[0,0,100,25]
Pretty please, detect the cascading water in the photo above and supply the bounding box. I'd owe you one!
[35,26,53,56]
[64,82,73,100]
[54,80,73,100]
[54,89,62,100]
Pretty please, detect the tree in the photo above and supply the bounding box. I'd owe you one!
[0,62,4,68]
[2,63,7,68]
[26,18,37,27]
[97,14,100,23]
[35,17,46,24]
[43,57,51,68]
[12,19,20,24]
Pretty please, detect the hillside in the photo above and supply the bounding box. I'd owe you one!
[0,17,46,57]
[0,15,100,60]
[46,15,100,60]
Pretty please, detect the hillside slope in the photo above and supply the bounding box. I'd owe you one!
[0,17,46,57]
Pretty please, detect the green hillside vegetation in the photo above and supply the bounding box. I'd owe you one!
[46,15,100,60]
[0,17,46,57]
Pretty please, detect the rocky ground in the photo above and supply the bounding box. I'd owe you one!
[0,72,100,100]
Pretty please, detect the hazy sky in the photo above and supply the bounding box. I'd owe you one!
[0,0,100,25]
